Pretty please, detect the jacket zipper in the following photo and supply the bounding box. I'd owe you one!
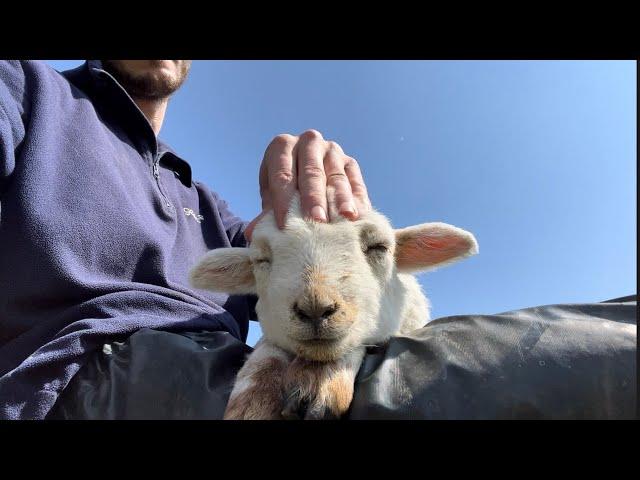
[93,67,175,213]
[152,157,173,210]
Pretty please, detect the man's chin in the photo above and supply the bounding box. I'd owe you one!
[101,60,191,100]
[137,61,181,78]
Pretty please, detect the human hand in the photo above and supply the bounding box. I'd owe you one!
[245,129,371,241]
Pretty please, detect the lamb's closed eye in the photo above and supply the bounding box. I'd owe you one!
[365,242,389,253]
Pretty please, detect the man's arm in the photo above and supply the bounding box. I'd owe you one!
[0,101,15,197]
[0,61,28,197]
[206,188,250,248]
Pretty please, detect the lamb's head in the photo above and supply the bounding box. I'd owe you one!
[190,196,478,362]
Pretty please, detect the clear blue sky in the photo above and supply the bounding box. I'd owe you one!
[46,60,637,347]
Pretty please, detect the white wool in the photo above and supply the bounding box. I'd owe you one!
[190,194,478,361]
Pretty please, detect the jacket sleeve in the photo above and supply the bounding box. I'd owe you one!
[0,60,28,195]
[210,189,251,249]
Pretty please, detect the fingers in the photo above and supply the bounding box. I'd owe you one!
[243,210,269,243]
[257,157,272,211]
[296,129,328,222]
[258,130,372,232]
[324,142,358,221]
[263,134,297,228]
[344,156,371,216]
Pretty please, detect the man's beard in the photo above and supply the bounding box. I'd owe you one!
[100,60,192,100]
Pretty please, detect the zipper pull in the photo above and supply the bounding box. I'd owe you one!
[153,161,159,178]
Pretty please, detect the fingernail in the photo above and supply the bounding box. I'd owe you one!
[340,202,358,218]
[310,206,327,222]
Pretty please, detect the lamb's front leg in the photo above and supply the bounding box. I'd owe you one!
[223,339,293,420]
[281,347,366,420]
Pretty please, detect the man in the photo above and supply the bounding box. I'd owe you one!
[0,60,370,419]
[1,60,635,420]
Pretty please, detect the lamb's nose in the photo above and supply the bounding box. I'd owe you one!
[293,301,338,326]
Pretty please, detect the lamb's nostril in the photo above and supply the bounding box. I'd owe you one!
[293,303,310,321]
[293,302,339,325]
[322,304,338,317]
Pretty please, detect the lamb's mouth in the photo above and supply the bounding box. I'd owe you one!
[289,336,342,346]
[289,336,348,361]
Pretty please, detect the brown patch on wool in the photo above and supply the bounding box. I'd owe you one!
[298,266,358,330]
[223,357,287,420]
[282,357,354,419]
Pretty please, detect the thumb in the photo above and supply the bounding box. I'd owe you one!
[244,210,270,243]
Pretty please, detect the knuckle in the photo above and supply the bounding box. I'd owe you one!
[301,129,324,141]
[272,169,294,186]
[270,134,296,149]
[326,140,343,152]
[327,171,350,185]
[344,155,359,167]
[301,164,326,179]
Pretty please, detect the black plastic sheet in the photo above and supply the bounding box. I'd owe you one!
[49,296,637,420]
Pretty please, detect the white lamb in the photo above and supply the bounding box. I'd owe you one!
[189,195,478,419]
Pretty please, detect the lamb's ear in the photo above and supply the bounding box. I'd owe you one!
[395,222,478,273]
[189,248,256,294]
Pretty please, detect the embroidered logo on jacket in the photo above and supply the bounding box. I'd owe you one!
[183,208,204,223]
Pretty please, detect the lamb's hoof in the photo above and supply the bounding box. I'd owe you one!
[224,394,285,420]
[281,394,339,420]
[280,357,353,421]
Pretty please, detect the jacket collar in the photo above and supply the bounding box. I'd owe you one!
[64,60,193,187]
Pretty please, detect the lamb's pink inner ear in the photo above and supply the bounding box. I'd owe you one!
[395,223,478,273]
[189,248,256,294]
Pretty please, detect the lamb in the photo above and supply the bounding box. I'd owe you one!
[189,194,478,419]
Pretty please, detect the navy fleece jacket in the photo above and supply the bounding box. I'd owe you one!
[0,60,256,419]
